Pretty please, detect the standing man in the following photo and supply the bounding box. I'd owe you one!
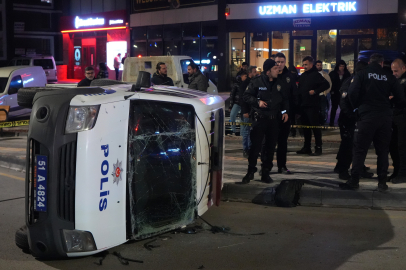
[340,53,406,191]
[315,60,332,125]
[151,62,174,86]
[77,66,95,87]
[187,62,209,92]
[389,58,406,183]
[275,52,297,174]
[296,56,330,156]
[242,59,289,184]
[329,60,351,126]
[114,53,121,81]
[229,71,247,136]
[236,62,248,77]
[240,66,257,158]
[121,53,128,65]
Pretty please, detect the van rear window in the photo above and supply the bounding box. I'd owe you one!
[33,59,54,69]
[0,78,8,91]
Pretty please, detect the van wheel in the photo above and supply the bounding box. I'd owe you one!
[17,87,64,109]
[15,225,30,251]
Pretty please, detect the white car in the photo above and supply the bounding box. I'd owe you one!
[0,66,47,119]
[17,75,225,259]
[10,55,58,83]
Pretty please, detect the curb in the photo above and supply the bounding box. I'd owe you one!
[221,182,406,210]
[0,154,26,172]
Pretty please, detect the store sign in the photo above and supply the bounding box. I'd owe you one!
[259,2,357,16]
[74,46,81,66]
[293,18,311,27]
[109,19,124,25]
[75,16,105,29]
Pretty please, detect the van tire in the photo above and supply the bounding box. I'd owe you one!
[17,87,64,109]
[15,225,30,251]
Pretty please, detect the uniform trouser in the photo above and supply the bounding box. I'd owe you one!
[351,116,392,180]
[301,107,322,148]
[389,114,406,176]
[336,123,355,172]
[276,119,291,168]
[241,117,252,151]
[330,94,340,125]
[248,117,279,172]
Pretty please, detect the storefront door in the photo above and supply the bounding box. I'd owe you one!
[292,38,312,74]
[82,38,97,72]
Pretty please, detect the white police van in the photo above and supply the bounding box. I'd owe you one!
[16,73,224,259]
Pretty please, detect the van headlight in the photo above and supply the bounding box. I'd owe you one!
[63,230,97,252]
[65,106,100,134]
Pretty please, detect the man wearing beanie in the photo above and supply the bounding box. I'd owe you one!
[242,59,290,184]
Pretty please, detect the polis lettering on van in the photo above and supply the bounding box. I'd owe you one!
[99,144,110,211]
[368,73,387,81]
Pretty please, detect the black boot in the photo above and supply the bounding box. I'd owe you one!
[361,170,374,179]
[339,171,351,180]
[278,166,292,174]
[391,175,406,184]
[378,175,389,191]
[310,146,322,156]
[242,167,257,184]
[261,168,273,184]
[296,146,312,154]
[339,175,359,190]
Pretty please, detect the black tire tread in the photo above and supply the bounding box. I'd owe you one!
[17,87,66,108]
[15,225,29,250]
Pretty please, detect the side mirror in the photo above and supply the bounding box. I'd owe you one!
[8,87,19,95]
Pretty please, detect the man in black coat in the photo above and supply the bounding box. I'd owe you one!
[151,62,174,86]
[329,60,351,126]
[296,56,330,156]
[241,59,289,184]
[340,53,406,191]
[77,66,95,87]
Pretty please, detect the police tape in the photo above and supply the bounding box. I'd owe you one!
[225,122,340,129]
[0,120,30,128]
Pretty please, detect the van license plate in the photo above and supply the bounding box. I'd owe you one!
[34,155,48,212]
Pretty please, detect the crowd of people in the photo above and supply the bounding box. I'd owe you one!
[229,52,406,191]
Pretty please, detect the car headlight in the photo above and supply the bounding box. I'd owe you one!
[65,106,100,134]
[63,230,97,252]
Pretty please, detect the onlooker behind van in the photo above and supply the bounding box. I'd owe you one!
[151,62,174,86]
[78,66,95,87]
[187,62,209,92]
[96,63,109,79]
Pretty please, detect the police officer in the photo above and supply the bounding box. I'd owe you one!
[389,58,406,183]
[242,59,289,184]
[274,52,298,174]
[335,61,374,180]
[340,53,406,191]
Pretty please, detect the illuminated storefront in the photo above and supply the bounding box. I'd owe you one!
[60,10,129,80]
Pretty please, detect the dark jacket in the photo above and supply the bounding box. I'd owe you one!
[338,76,356,127]
[97,69,109,79]
[151,73,174,86]
[394,72,406,115]
[243,73,289,118]
[240,77,251,115]
[188,70,209,92]
[348,62,406,119]
[229,77,241,110]
[298,66,330,107]
[77,78,93,87]
[278,67,298,115]
[329,69,351,99]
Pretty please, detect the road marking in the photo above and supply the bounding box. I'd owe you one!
[0,172,24,181]
[0,147,26,152]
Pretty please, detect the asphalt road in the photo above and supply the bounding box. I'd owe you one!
[1,166,406,270]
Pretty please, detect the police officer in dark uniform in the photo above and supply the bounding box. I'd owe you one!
[340,53,406,191]
[274,52,297,174]
[242,59,289,184]
[389,58,406,183]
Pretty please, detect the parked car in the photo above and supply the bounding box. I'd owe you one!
[122,56,218,95]
[10,55,57,83]
[15,74,224,259]
[0,66,47,119]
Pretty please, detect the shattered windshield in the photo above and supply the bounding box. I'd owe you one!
[127,100,197,239]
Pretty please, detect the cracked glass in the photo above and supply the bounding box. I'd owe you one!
[127,100,197,239]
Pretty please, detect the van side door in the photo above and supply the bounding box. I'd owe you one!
[5,75,25,116]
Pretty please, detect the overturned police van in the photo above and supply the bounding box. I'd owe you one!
[15,73,225,259]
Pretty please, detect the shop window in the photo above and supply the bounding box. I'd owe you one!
[377,28,398,50]
[133,42,147,57]
[148,26,163,39]
[164,40,181,56]
[182,39,200,62]
[132,27,147,40]
[293,39,312,73]
[148,41,163,56]
[340,39,355,73]
[317,30,337,72]
[339,29,374,35]
[292,30,313,36]
[250,32,269,72]
[164,24,182,39]
[229,32,246,83]
[201,39,218,85]
[272,31,290,65]
[359,38,372,51]
[202,21,217,37]
[183,23,200,38]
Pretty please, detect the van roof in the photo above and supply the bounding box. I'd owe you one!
[12,55,54,59]
[0,66,42,77]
